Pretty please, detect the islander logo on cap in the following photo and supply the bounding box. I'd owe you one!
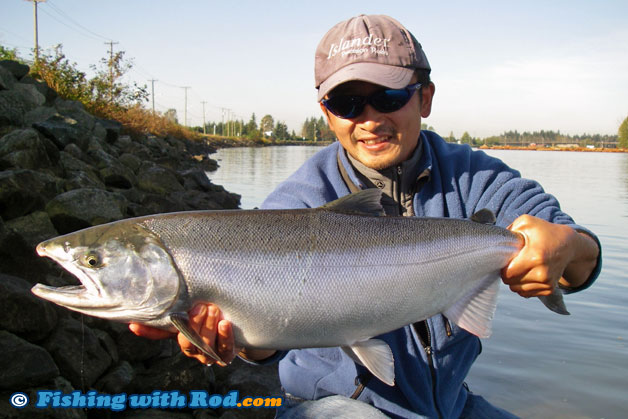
[315,14,430,101]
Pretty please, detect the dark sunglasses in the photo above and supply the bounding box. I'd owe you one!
[321,83,422,119]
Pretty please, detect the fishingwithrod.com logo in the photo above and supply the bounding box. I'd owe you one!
[9,390,282,411]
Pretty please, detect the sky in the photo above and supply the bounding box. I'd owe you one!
[2,0,627,138]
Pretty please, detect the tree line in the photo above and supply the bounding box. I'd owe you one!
[453,129,621,148]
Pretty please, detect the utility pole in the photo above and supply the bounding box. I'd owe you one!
[149,79,157,114]
[201,101,207,134]
[25,0,46,65]
[104,41,119,103]
[227,109,233,137]
[181,86,190,126]
[220,107,227,136]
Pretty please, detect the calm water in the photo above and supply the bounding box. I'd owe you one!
[207,146,628,418]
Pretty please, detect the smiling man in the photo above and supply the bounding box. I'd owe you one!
[131,14,601,418]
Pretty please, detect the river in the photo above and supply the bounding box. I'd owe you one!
[207,145,627,418]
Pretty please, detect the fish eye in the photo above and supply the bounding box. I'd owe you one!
[82,251,102,269]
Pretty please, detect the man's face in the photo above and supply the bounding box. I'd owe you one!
[321,78,435,170]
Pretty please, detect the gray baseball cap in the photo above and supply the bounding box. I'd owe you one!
[315,14,431,101]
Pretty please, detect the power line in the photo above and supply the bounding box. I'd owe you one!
[37,7,106,43]
[45,0,111,41]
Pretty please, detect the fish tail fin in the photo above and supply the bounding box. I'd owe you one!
[538,288,570,315]
[443,275,500,338]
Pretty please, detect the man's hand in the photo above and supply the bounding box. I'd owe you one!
[502,214,599,298]
[129,303,276,365]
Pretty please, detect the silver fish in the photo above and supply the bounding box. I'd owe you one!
[32,189,568,386]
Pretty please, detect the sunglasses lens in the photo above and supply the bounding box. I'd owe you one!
[371,89,411,113]
[324,96,364,119]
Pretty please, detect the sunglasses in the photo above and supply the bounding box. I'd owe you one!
[321,83,422,119]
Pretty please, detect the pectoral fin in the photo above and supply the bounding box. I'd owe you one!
[169,312,227,366]
[343,339,395,386]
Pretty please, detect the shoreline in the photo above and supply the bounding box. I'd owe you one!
[477,145,627,153]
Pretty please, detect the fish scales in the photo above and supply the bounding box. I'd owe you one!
[139,209,521,349]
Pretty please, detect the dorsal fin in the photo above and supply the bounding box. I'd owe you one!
[320,189,385,216]
[470,208,496,225]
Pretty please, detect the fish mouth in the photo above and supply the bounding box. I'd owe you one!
[31,283,118,309]
[34,241,112,309]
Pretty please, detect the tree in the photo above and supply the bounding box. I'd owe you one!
[0,45,18,61]
[246,113,260,140]
[164,109,178,124]
[260,114,274,137]
[274,121,289,140]
[619,115,628,149]
[460,131,472,144]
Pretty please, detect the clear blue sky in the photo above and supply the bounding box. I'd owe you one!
[2,0,627,137]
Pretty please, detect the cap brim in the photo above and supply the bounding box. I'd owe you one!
[317,63,415,101]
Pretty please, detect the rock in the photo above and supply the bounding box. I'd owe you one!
[213,359,281,419]
[0,169,62,220]
[85,146,136,189]
[33,114,91,150]
[58,150,95,173]
[0,217,37,278]
[93,328,119,365]
[53,99,95,133]
[0,64,16,90]
[63,143,84,160]
[5,210,58,249]
[94,361,135,394]
[20,75,58,105]
[0,60,30,80]
[0,89,27,127]
[139,192,184,214]
[45,188,128,233]
[24,105,58,127]
[137,166,184,195]
[95,118,121,143]
[169,190,225,211]
[131,352,214,393]
[181,169,214,192]
[42,318,112,388]
[115,330,167,362]
[119,153,142,173]
[122,410,193,419]
[0,128,54,170]
[0,330,59,389]
[13,83,46,109]
[0,273,58,341]
[63,170,106,191]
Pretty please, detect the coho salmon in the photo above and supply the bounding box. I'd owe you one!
[32,189,568,385]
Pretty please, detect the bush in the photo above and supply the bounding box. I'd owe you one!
[3,43,200,141]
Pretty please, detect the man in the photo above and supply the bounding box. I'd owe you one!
[131,14,601,418]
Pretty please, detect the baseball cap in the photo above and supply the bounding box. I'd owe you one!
[315,14,431,101]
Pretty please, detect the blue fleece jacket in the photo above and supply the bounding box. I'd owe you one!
[260,131,601,418]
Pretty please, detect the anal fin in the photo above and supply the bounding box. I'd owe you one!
[343,339,395,386]
[169,312,227,366]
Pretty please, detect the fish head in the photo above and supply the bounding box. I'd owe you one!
[32,221,183,323]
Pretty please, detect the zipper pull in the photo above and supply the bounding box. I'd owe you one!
[424,345,433,357]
